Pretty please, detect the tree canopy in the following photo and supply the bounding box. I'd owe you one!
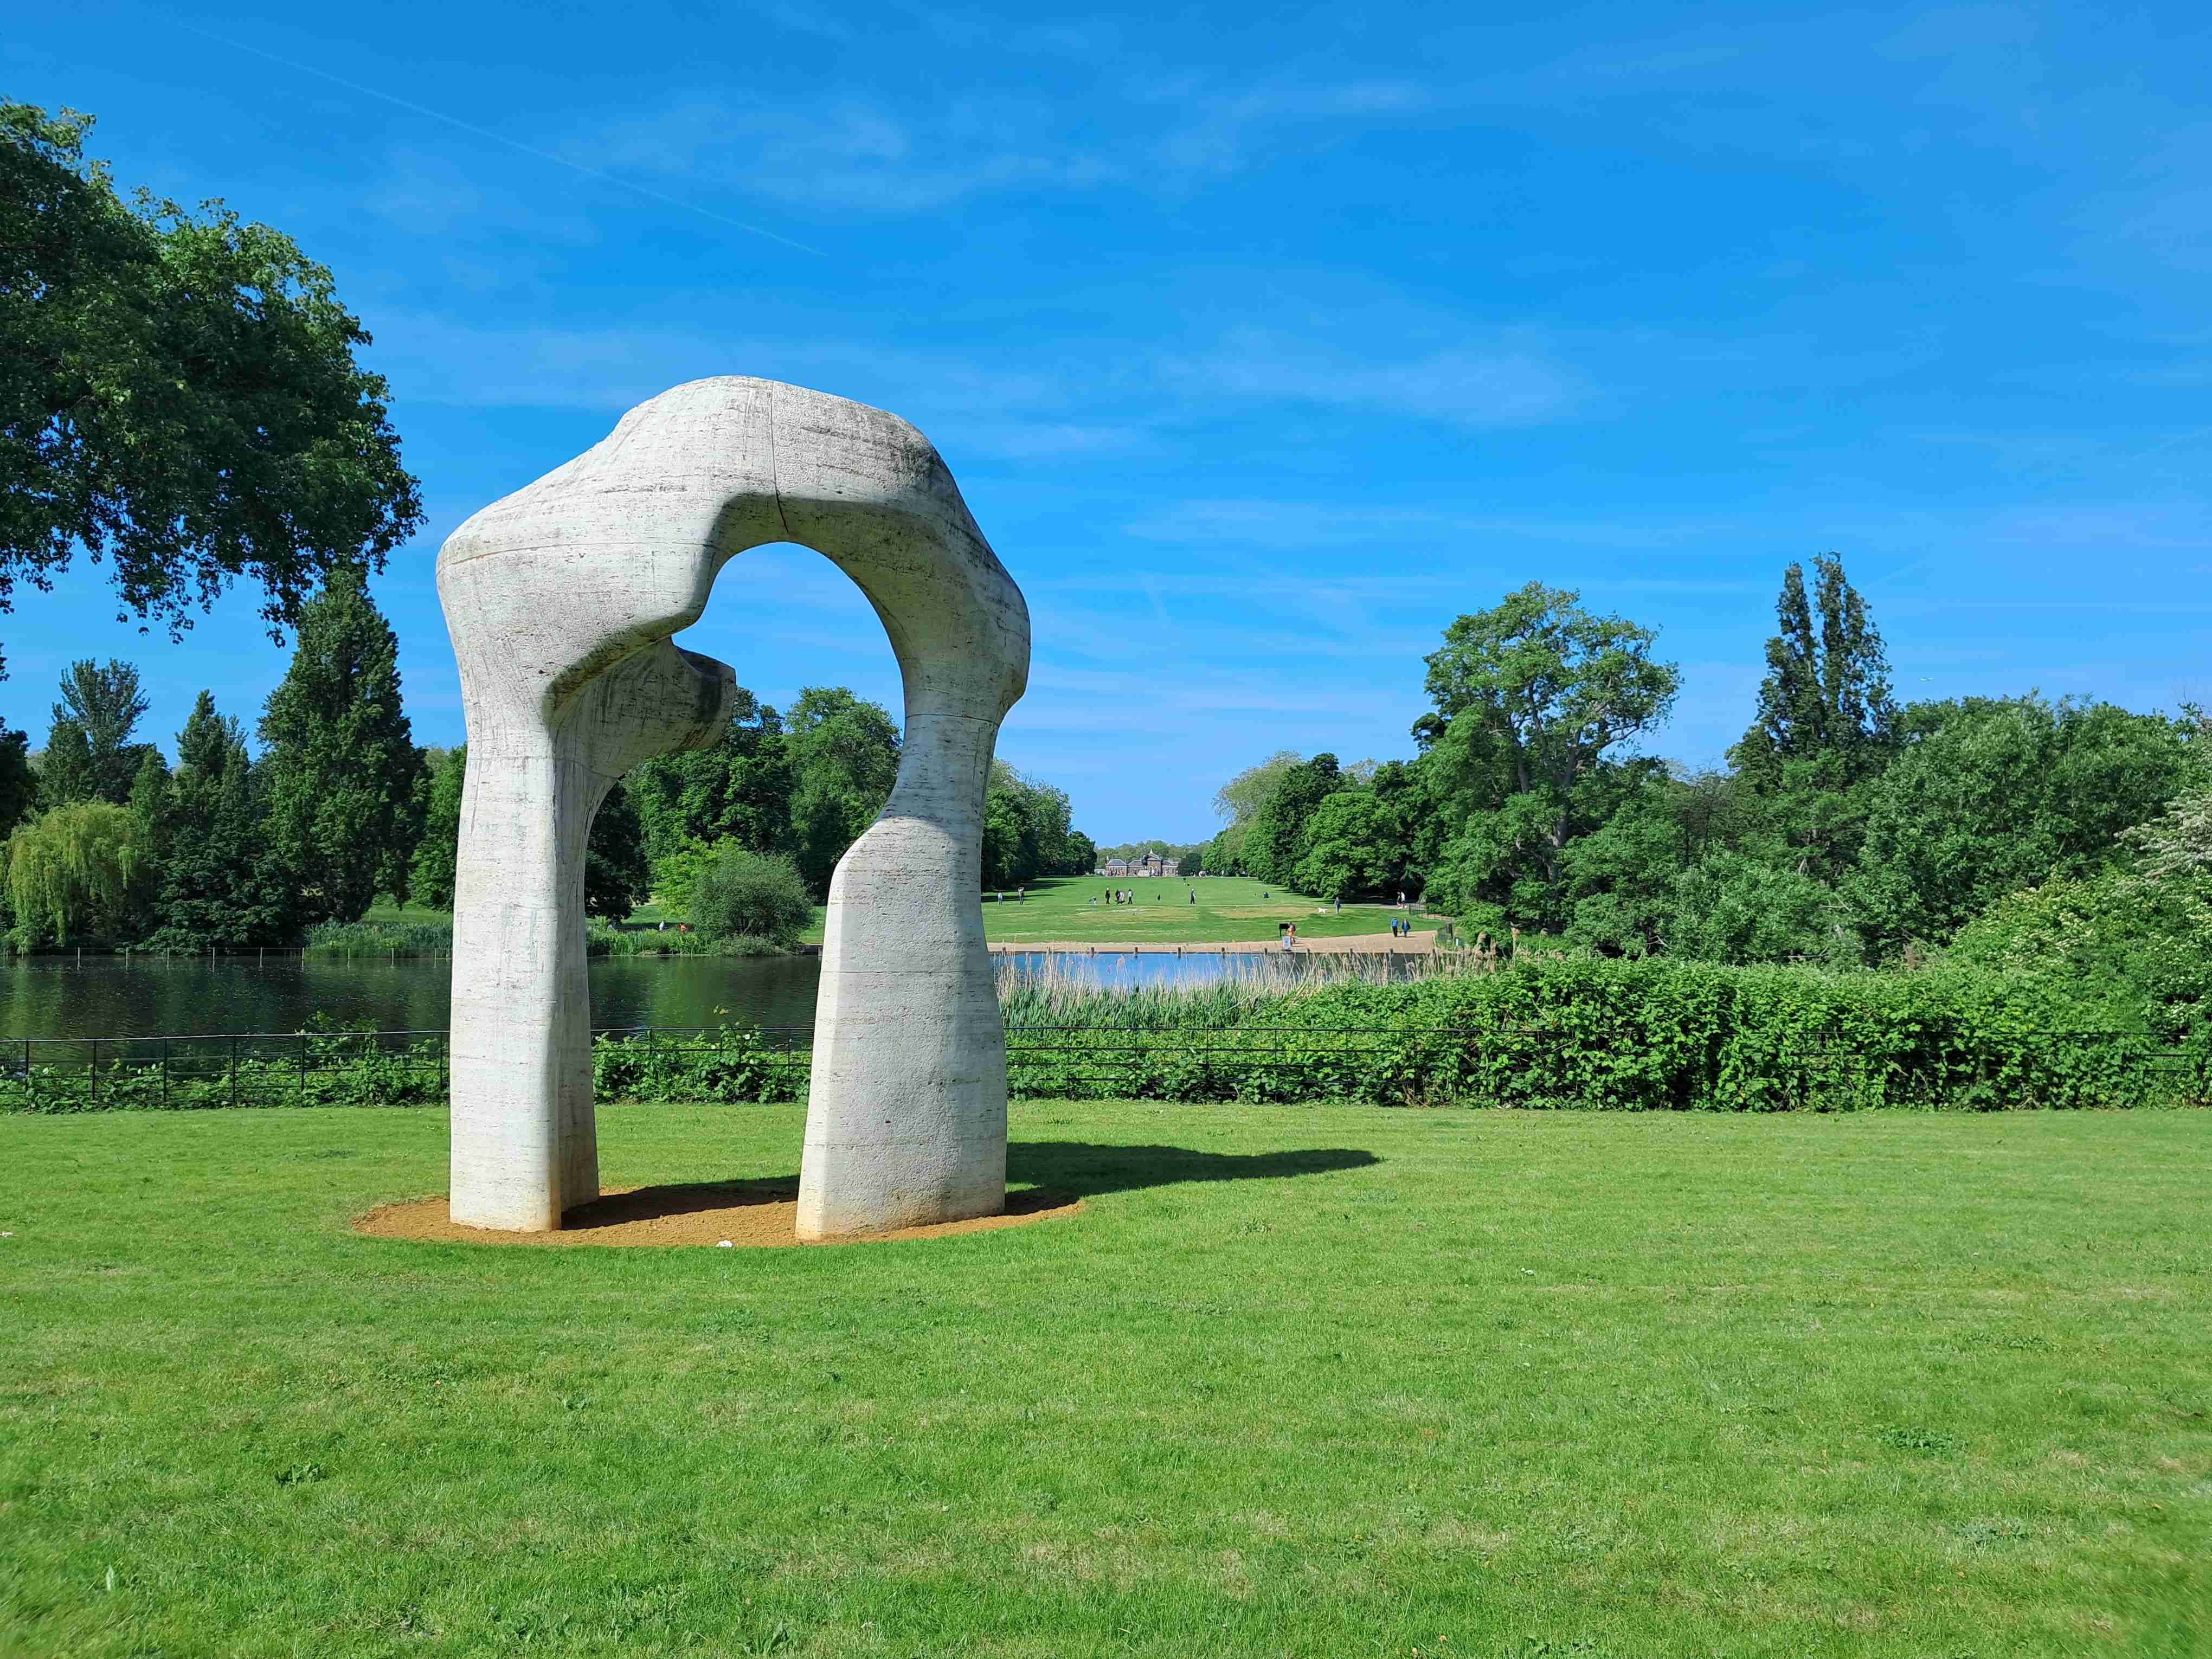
[785,686,902,897]
[42,657,150,806]
[1,102,420,648]
[256,565,421,923]
[1732,552,1899,783]
[1416,583,1680,923]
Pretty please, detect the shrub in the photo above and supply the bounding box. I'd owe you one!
[11,956,2202,1117]
[689,846,811,948]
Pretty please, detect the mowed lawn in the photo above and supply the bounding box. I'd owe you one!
[3,1105,2207,1658]
[962,875,1422,946]
[373,877,1419,947]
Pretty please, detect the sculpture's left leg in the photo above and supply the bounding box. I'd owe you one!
[446,641,735,1231]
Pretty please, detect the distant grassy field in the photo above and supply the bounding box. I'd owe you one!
[3,1103,2205,1656]
[960,874,1419,946]
[372,876,1418,948]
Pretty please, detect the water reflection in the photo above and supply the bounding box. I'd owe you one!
[1,954,824,1041]
[2,947,1427,1041]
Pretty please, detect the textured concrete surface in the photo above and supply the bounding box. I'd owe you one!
[438,377,1028,1234]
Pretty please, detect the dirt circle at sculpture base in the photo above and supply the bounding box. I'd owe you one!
[356,1179,1081,1249]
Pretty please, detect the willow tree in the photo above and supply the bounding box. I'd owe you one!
[5,799,147,946]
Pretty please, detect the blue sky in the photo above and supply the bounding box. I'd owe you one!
[7,1,2210,843]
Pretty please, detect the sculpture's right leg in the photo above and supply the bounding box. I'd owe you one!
[798,713,1008,1238]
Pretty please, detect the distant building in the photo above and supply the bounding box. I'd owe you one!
[1095,851,1178,878]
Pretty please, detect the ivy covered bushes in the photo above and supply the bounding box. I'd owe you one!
[10,957,2201,1116]
[553,958,2212,1111]
[986,958,2206,1111]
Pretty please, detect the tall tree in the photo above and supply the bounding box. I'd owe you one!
[0,718,29,833]
[1416,584,1680,924]
[258,565,421,923]
[1245,753,1344,886]
[785,686,900,897]
[33,716,96,808]
[144,691,295,948]
[1734,554,1898,779]
[626,687,792,869]
[1293,788,1406,900]
[1213,750,1303,826]
[2,103,421,646]
[981,764,1082,888]
[408,746,467,911]
[44,658,150,805]
[584,781,651,921]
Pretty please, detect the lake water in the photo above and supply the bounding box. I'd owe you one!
[1,955,824,1042]
[1,949,1404,1041]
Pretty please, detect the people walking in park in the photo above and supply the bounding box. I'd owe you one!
[1017,886,1025,903]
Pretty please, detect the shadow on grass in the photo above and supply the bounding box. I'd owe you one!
[1012,1141,1377,1198]
[557,1144,1377,1229]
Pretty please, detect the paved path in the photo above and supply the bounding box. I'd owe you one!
[987,930,1439,956]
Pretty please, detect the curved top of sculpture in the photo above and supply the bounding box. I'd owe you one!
[438,376,1030,736]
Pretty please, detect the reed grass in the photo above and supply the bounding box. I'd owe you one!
[993,948,1480,1031]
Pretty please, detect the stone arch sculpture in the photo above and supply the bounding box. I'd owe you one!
[436,377,1030,1238]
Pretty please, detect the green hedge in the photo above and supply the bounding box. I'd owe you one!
[7,959,2203,1115]
[583,959,2206,1112]
[991,959,2207,1110]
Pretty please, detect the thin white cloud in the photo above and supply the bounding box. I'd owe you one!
[1120,499,1744,551]
[582,99,1121,214]
[1143,78,1436,175]
[1158,327,1590,427]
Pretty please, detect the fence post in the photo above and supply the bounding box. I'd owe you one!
[229,1036,237,1109]
[162,1038,169,1110]
[298,1033,307,1103]
[89,1038,97,1108]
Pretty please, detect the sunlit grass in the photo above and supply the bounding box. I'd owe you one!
[366,875,1407,950]
[960,874,1426,946]
[3,1103,2205,1656]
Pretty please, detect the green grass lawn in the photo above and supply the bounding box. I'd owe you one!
[369,877,1404,948]
[359,898,454,925]
[3,1104,2206,1657]
[960,874,1420,946]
